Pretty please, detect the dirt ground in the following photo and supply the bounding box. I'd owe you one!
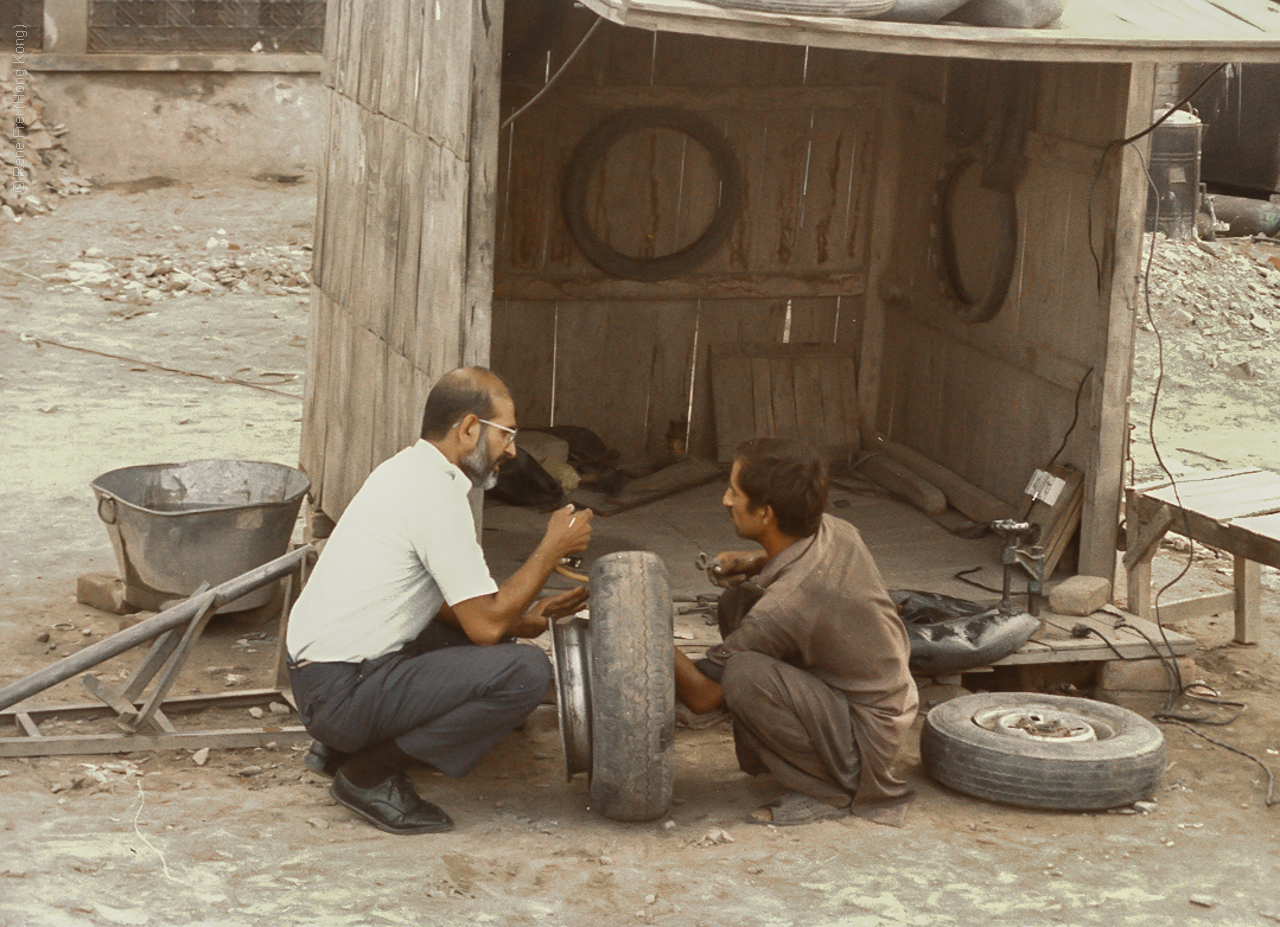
[1,181,1278,927]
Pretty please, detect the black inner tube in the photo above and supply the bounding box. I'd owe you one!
[561,107,744,283]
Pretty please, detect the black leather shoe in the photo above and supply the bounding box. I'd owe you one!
[330,770,454,835]
[304,742,350,778]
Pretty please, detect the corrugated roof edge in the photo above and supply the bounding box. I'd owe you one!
[579,0,1280,63]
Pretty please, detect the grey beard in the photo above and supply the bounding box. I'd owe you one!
[461,428,500,490]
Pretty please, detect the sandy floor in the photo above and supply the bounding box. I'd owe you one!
[1,182,1277,927]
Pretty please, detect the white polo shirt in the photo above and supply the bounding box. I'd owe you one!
[286,440,498,664]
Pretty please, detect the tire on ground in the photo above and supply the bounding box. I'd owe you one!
[920,692,1166,811]
[587,551,676,821]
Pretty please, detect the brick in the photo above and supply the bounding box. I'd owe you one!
[1048,575,1111,616]
[1099,655,1197,692]
[76,572,137,615]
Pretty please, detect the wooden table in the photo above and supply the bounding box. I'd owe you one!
[1125,470,1280,644]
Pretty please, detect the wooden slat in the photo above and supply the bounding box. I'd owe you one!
[790,349,831,452]
[380,0,409,122]
[818,351,858,457]
[319,309,354,516]
[1133,494,1280,571]
[768,354,799,442]
[710,342,861,462]
[749,356,775,437]
[1022,464,1085,577]
[490,300,557,428]
[391,127,426,359]
[709,343,755,463]
[15,712,40,739]
[1142,470,1280,521]
[493,272,866,301]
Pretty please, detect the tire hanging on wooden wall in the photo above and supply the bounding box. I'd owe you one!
[938,157,1019,324]
[562,107,744,282]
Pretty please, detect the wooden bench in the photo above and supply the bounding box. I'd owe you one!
[1125,469,1280,644]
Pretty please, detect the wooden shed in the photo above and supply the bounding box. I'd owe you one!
[301,0,1280,587]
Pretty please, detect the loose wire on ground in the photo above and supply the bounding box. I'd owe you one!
[2,329,303,400]
[1160,718,1277,807]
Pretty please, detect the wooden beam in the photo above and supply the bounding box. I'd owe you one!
[1080,62,1152,580]
[864,430,1015,524]
[1234,556,1261,645]
[462,0,506,367]
[1149,590,1234,625]
[494,272,866,302]
[1122,503,1174,571]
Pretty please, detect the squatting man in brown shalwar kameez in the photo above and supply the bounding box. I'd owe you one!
[675,438,919,826]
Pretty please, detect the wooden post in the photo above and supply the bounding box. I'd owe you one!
[1233,555,1261,645]
[1080,62,1154,582]
[462,0,505,367]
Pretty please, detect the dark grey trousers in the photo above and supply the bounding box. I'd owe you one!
[716,585,862,806]
[288,621,551,778]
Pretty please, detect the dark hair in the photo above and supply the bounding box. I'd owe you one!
[733,438,828,538]
[420,367,506,440]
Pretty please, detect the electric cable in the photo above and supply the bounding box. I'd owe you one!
[501,18,602,132]
[1160,718,1277,807]
[1045,365,1093,470]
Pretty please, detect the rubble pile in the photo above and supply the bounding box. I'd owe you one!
[41,238,314,306]
[1140,234,1280,378]
[1,69,92,221]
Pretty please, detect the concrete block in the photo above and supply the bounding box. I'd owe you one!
[1049,575,1112,616]
[1099,655,1197,692]
[76,572,138,615]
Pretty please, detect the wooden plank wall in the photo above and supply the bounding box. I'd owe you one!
[872,59,1136,524]
[302,0,505,517]
[492,17,895,461]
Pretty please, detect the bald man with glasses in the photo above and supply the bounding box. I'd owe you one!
[286,367,592,834]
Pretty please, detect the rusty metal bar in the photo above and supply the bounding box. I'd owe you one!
[0,545,314,713]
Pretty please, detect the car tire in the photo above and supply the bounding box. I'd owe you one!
[586,551,676,821]
[921,692,1166,810]
[562,108,743,282]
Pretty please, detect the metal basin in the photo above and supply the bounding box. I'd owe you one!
[91,459,309,611]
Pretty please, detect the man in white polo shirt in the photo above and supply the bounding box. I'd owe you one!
[286,367,591,835]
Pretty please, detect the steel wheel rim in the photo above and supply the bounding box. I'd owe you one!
[551,615,593,779]
[971,705,1111,743]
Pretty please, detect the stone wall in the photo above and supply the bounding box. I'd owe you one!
[31,67,323,183]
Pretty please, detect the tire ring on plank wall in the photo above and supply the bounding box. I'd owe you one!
[938,157,1019,324]
[562,107,744,282]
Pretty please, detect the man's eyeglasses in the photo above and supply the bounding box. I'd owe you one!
[478,419,518,447]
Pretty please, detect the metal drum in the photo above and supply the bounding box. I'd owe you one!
[1185,63,1280,197]
[1146,108,1203,240]
[91,459,309,611]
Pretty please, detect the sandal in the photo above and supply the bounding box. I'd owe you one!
[749,791,851,826]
